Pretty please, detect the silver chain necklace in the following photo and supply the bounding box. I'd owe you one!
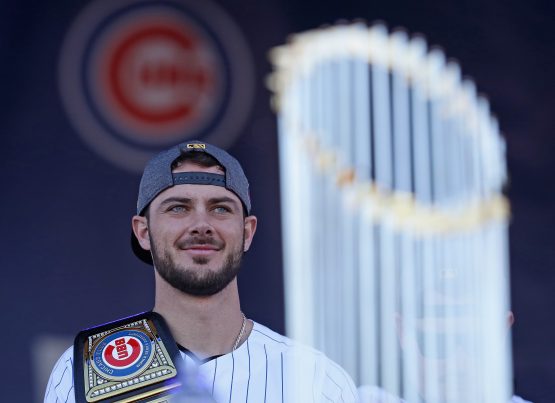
[232,312,247,351]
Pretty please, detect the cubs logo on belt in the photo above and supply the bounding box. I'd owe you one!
[91,329,154,380]
[74,312,181,402]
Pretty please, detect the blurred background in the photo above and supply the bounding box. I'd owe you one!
[1,0,553,402]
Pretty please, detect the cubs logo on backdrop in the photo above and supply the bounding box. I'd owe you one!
[59,0,255,171]
[91,329,154,380]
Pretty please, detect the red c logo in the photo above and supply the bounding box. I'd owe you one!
[103,337,142,367]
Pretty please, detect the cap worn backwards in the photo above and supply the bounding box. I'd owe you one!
[132,140,251,265]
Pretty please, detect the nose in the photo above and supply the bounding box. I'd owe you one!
[188,212,214,236]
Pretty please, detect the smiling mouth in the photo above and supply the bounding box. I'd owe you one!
[183,245,221,256]
[178,236,223,250]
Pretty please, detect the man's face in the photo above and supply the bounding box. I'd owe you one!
[134,161,257,296]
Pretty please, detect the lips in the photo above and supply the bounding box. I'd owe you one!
[184,245,220,255]
[177,237,224,254]
[185,245,219,250]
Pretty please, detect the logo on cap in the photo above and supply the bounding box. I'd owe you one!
[91,329,154,380]
[186,143,206,149]
[59,0,254,171]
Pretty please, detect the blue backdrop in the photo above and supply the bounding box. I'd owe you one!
[1,0,553,402]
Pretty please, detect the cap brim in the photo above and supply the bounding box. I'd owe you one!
[131,231,153,265]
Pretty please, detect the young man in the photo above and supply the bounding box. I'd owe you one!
[44,140,358,403]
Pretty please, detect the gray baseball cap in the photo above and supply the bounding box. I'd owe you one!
[132,140,251,265]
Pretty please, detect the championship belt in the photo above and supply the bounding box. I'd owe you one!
[74,312,182,402]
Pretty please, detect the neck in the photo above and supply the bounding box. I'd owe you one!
[152,271,251,359]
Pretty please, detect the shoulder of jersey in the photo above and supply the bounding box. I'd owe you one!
[250,321,325,356]
[59,345,75,362]
[250,321,355,379]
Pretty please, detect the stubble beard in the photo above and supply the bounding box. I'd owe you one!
[150,234,244,296]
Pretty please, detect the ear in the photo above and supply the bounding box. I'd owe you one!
[243,215,258,252]
[132,215,151,252]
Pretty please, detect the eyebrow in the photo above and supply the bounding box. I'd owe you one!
[207,196,240,209]
[158,197,193,207]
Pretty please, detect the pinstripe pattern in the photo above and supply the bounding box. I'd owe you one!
[229,350,235,403]
[179,322,358,403]
[44,322,358,403]
[212,358,218,395]
[246,339,251,402]
[263,344,268,402]
[44,352,74,403]
[280,352,284,402]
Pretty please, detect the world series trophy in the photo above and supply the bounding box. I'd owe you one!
[270,24,512,402]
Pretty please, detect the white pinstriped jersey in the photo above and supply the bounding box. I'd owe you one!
[44,321,359,403]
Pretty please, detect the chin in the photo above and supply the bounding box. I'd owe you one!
[192,256,210,265]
